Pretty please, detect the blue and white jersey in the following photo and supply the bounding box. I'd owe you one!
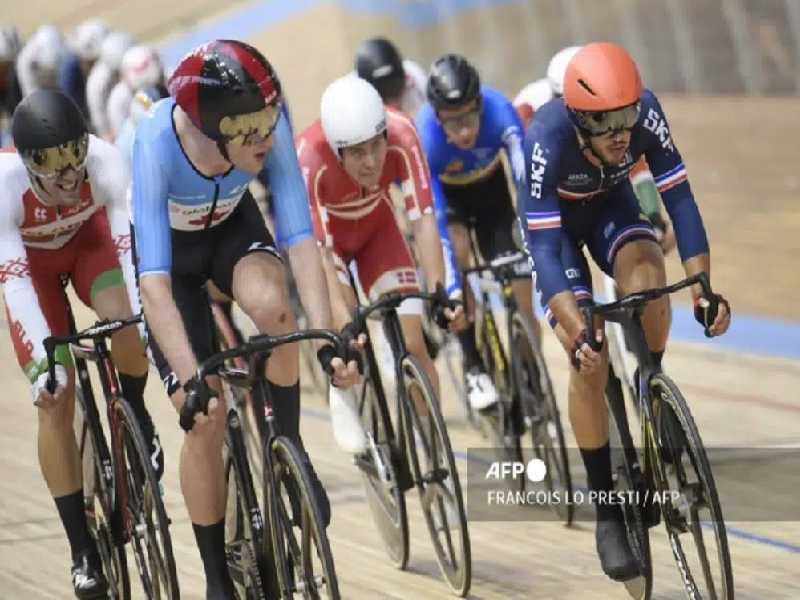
[131,97,312,275]
[520,89,709,304]
[416,86,526,295]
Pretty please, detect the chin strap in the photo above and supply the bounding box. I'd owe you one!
[216,139,231,162]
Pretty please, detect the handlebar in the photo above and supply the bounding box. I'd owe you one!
[42,313,143,393]
[461,252,529,278]
[179,328,346,432]
[581,272,714,347]
[354,291,460,326]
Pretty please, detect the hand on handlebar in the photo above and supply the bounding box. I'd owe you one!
[32,364,68,408]
[179,378,220,433]
[569,329,604,375]
[430,284,466,333]
[694,292,731,338]
[317,341,361,389]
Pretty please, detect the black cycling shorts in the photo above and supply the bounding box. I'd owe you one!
[442,165,524,264]
[133,191,281,394]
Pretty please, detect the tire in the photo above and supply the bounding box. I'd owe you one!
[77,388,131,600]
[607,370,653,600]
[266,436,340,599]
[358,341,410,570]
[225,412,275,600]
[478,312,516,462]
[115,398,179,599]
[510,313,574,525]
[648,374,734,600]
[400,356,471,597]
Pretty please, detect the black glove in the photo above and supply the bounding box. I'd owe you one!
[429,283,452,331]
[179,378,217,432]
[694,292,730,338]
[316,344,338,376]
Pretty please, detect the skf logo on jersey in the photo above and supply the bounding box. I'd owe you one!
[529,142,547,199]
[445,159,464,174]
[34,207,48,221]
[643,108,674,152]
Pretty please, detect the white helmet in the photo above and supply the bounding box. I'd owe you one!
[0,25,21,63]
[321,75,386,154]
[71,19,110,61]
[547,45,581,96]
[32,24,66,73]
[99,31,135,72]
[121,45,162,90]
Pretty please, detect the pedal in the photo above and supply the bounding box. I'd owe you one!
[421,467,449,486]
[623,575,646,600]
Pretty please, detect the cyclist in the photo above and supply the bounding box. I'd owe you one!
[85,31,134,139]
[354,36,428,117]
[106,45,164,140]
[15,24,67,96]
[417,53,536,412]
[1,89,161,599]
[131,40,359,599]
[0,25,22,145]
[59,19,110,121]
[514,45,581,128]
[296,75,464,453]
[520,42,731,582]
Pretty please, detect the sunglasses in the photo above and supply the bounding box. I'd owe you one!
[219,104,282,147]
[438,99,482,133]
[573,102,641,136]
[21,135,89,179]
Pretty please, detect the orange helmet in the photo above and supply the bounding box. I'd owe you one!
[563,42,642,112]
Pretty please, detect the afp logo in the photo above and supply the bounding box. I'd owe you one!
[485,458,547,482]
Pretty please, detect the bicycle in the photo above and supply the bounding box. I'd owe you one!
[351,291,471,597]
[180,328,345,599]
[463,252,574,524]
[43,311,179,599]
[585,272,733,600]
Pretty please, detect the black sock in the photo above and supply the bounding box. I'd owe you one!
[118,372,148,420]
[651,351,664,369]
[55,490,95,562]
[579,443,620,522]
[269,381,301,443]
[457,323,481,370]
[192,520,234,599]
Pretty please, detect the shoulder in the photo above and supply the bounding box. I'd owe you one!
[513,78,553,111]
[134,98,175,148]
[295,120,330,168]
[402,59,427,91]
[0,152,31,199]
[415,103,442,145]
[387,107,422,146]
[480,86,514,112]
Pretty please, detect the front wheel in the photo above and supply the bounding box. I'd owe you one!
[648,374,734,600]
[115,398,179,599]
[400,356,471,597]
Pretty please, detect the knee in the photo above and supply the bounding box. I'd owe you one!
[240,282,295,332]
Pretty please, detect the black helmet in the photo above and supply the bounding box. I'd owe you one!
[355,37,405,102]
[426,53,481,111]
[12,89,89,178]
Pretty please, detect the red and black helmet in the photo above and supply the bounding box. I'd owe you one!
[168,40,282,141]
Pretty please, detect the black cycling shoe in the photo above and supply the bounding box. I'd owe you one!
[137,409,165,481]
[71,551,108,600]
[596,517,642,582]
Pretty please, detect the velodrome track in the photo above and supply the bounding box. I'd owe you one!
[3,1,799,598]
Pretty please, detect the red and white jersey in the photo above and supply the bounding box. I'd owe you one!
[0,136,137,368]
[513,78,554,129]
[397,59,428,117]
[296,107,434,250]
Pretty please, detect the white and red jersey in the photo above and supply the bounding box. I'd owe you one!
[296,108,435,298]
[397,59,428,117]
[297,108,434,249]
[0,136,137,375]
[513,78,554,129]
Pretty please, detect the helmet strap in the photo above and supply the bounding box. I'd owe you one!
[216,139,231,163]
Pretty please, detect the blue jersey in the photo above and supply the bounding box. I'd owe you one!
[521,89,709,304]
[416,86,526,295]
[131,98,312,275]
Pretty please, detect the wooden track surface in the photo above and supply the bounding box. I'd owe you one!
[1,300,798,599]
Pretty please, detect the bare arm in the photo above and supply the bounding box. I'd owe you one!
[411,213,446,292]
[317,247,353,331]
[140,273,198,385]
[286,237,334,341]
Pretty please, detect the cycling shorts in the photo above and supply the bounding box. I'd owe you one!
[135,191,281,393]
[540,182,657,327]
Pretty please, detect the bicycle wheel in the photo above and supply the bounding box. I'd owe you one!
[357,341,409,569]
[115,398,179,599]
[225,412,275,600]
[400,356,471,597]
[648,374,734,600]
[510,313,574,524]
[266,435,340,599]
[607,370,653,600]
